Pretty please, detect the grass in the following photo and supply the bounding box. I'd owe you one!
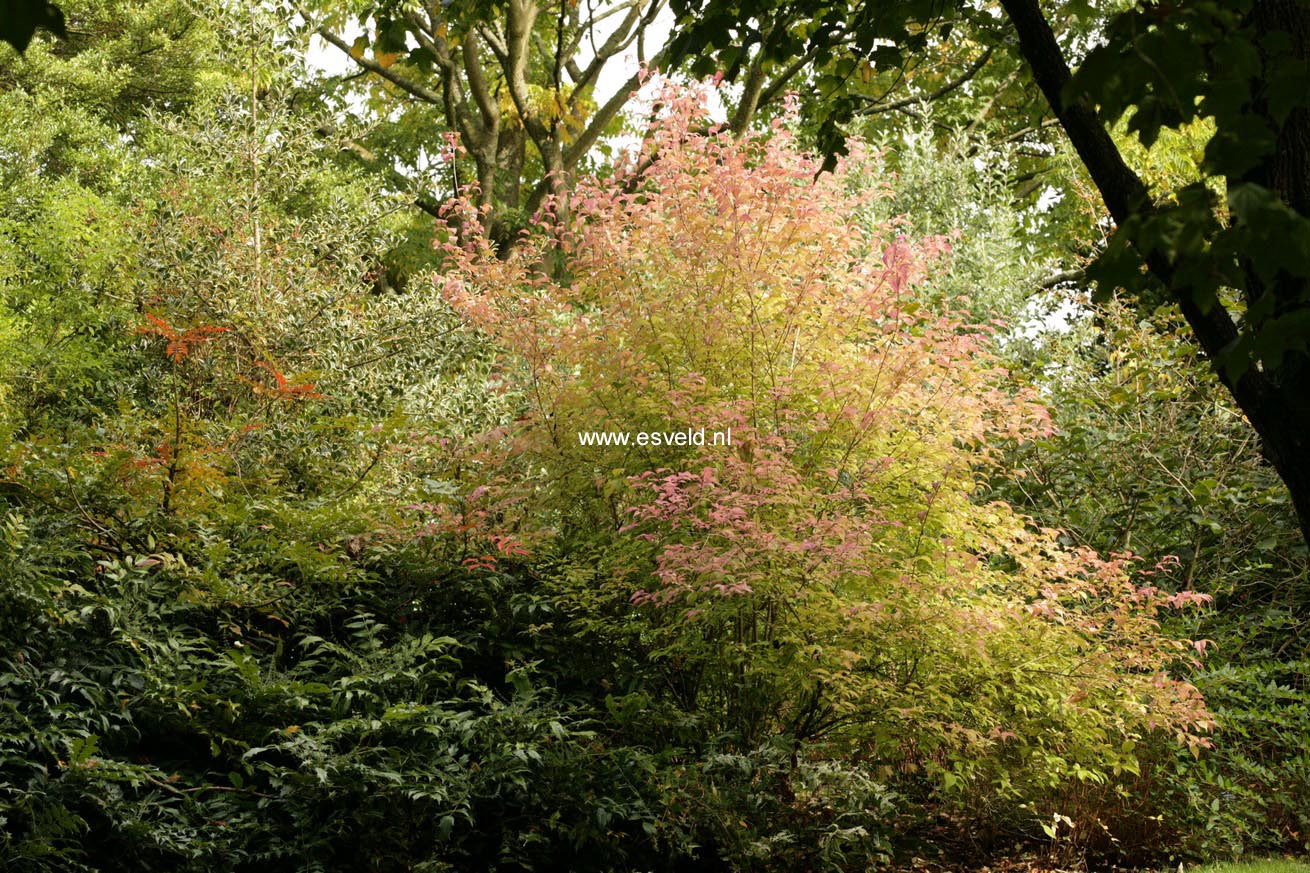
[1186,861,1310,873]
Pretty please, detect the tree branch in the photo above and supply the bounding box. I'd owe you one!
[1036,267,1086,290]
[998,0,1291,520]
[504,0,549,145]
[754,40,828,111]
[316,26,444,106]
[859,44,994,115]
[998,115,1062,144]
[572,0,650,96]
[730,25,775,135]
[462,28,501,136]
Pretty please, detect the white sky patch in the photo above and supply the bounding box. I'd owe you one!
[594,2,677,106]
[303,12,355,78]
[1012,293,1087,342]
[302,2,723,163]
[1035,184,1063,212]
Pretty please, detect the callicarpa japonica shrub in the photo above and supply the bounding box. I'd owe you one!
[420,80,1217,864]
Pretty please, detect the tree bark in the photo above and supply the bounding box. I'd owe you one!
[1000,0,1310,546]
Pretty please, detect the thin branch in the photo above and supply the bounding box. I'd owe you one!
[557,40,673,181]
[570,0,642,61]
[316,26,444,106]
[754,40,828,110]
[477,22,508,59]
[964,64,1021,136]
[572,0,651,96]
[145,775,276,799]
[999,115,1062,143]
[859,44,994,115]
[1036,267,1086,290]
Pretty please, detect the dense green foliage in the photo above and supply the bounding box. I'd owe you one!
[993,302,1310,861]
[2,1,1308,871]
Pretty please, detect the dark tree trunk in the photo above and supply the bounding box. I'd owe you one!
[999,0,1310,547]
[1236,0,1310,546]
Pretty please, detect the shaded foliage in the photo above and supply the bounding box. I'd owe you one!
[3,3,1308,870]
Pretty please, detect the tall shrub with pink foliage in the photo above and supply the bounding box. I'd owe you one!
[428,81,1213,855]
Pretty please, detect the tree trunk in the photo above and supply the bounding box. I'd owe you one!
[1237,0,1310,546]
[1000,0,1310,547]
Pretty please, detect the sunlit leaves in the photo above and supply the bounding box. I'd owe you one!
[432,83,1215,840]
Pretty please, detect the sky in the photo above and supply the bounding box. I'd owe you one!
[304,3,680,110]
[300,2,736,191]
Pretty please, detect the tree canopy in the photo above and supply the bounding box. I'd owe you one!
[2,1,1308,869]
[668,0,1310,548]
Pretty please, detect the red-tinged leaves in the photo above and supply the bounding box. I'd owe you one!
[248,361,324,401]
[426,80,1214,781]
[138,312,229,362]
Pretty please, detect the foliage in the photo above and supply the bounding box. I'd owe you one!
[1190,861,1310,873]
[430,82,1216,867]
[0,65,683,872]
[4,3,1309,869]
[853,122,1065,325]
[0,508,631,870]
[0,0,222,124]
[671,0,1310,555]
[1068,0,1310,371]
[992,300,1310,863]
